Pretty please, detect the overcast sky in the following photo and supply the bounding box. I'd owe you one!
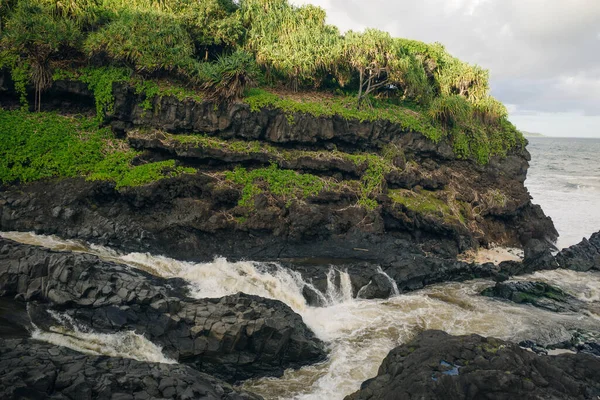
[291,0,600,138]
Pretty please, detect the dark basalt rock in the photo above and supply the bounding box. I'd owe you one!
[556,231,600,272]
[481,281,587,313]
[520,329,600,358]
[281,255,557,305]
[522,238,559,270]
[0,239,326,382]
[346,330,600,400]
[0,76,559,266]
[0,338,261,400]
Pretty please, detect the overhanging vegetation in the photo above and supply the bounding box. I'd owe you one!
[0,0,524,163]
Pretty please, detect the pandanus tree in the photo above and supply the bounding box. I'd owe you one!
[344,29,398,107]
[1,0,81,111]
[201,49,260,103]
[84,9,196,76]
[241,0,342,90]
[174,0,243,60]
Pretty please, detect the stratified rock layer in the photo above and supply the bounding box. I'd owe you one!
[0,75,558,265]
[347,330,600,400]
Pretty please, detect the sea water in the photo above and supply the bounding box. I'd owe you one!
[526,137,600,249]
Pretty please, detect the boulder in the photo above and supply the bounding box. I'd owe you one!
[556,231,600,272]
[481,281,586,313]
[346,330,600,400]
[0,338,261,400]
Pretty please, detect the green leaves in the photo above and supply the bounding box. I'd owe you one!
[241,0,342,89]
[0,110,195,188]
[224,164,328,207]
[84,9,195,75]
[200,50,260,103]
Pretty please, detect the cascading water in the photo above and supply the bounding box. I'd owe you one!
[3,231,600,400]
[31,309,175,364]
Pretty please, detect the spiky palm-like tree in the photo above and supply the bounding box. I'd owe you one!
[2,0,81,111]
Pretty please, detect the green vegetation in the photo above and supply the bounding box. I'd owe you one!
[1,0,81,111]
[200,49,260,103]
[0,109,194,188]
[389,188,465,224]
[0,0,523,163]
[224,164,333,207]
[163,131,273,154]
[244,88,443,142]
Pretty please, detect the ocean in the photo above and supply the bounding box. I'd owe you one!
[526,137,600,249]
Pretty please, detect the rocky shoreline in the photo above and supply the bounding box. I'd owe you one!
[346,330,600,400]
[2,74,599,399]
[0,231,598,398]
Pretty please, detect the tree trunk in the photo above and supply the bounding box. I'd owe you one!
[357,69,364,108]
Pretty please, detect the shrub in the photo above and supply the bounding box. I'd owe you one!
[201,50,260,103]
[175,0,243,52]
[473,96,508,124]
[242,0,343,90]
[1,0,82,110]
[84,9,195,75]
[428,95,472,129]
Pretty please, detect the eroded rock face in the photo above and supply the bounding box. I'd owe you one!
[0,338,261,400]
[346,330,600,400]
[0,76,558,265]
[0,239,326,382]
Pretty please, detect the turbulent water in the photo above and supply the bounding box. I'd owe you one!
[3,138,600,399]
[527,137,600,249]
[3,231,600,400]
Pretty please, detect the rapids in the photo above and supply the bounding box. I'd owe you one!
[2,231,600,400]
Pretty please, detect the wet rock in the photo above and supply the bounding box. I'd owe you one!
[524,330,600,358]
[523,239,559,270]
[481,281,587,313]
[0,297,31,339]
[347,330,600,400]
[0,338,261,400]
[556,231,600,272]
[0,239,326,382]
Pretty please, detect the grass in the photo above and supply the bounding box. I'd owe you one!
[0,109,195,188]
[388,188,465,223]
[223,164,334,207]
[139,130,397,210]
[162,131,272,154]
[244,88,445,142]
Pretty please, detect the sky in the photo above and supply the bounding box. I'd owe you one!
[290,0,600,138]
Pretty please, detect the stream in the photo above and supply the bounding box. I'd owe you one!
[2,230,599,400]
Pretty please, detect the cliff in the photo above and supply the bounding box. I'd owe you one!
[0,75,557,264]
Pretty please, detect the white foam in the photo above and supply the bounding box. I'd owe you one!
[5,232,600,400]
[32,310,175,364]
